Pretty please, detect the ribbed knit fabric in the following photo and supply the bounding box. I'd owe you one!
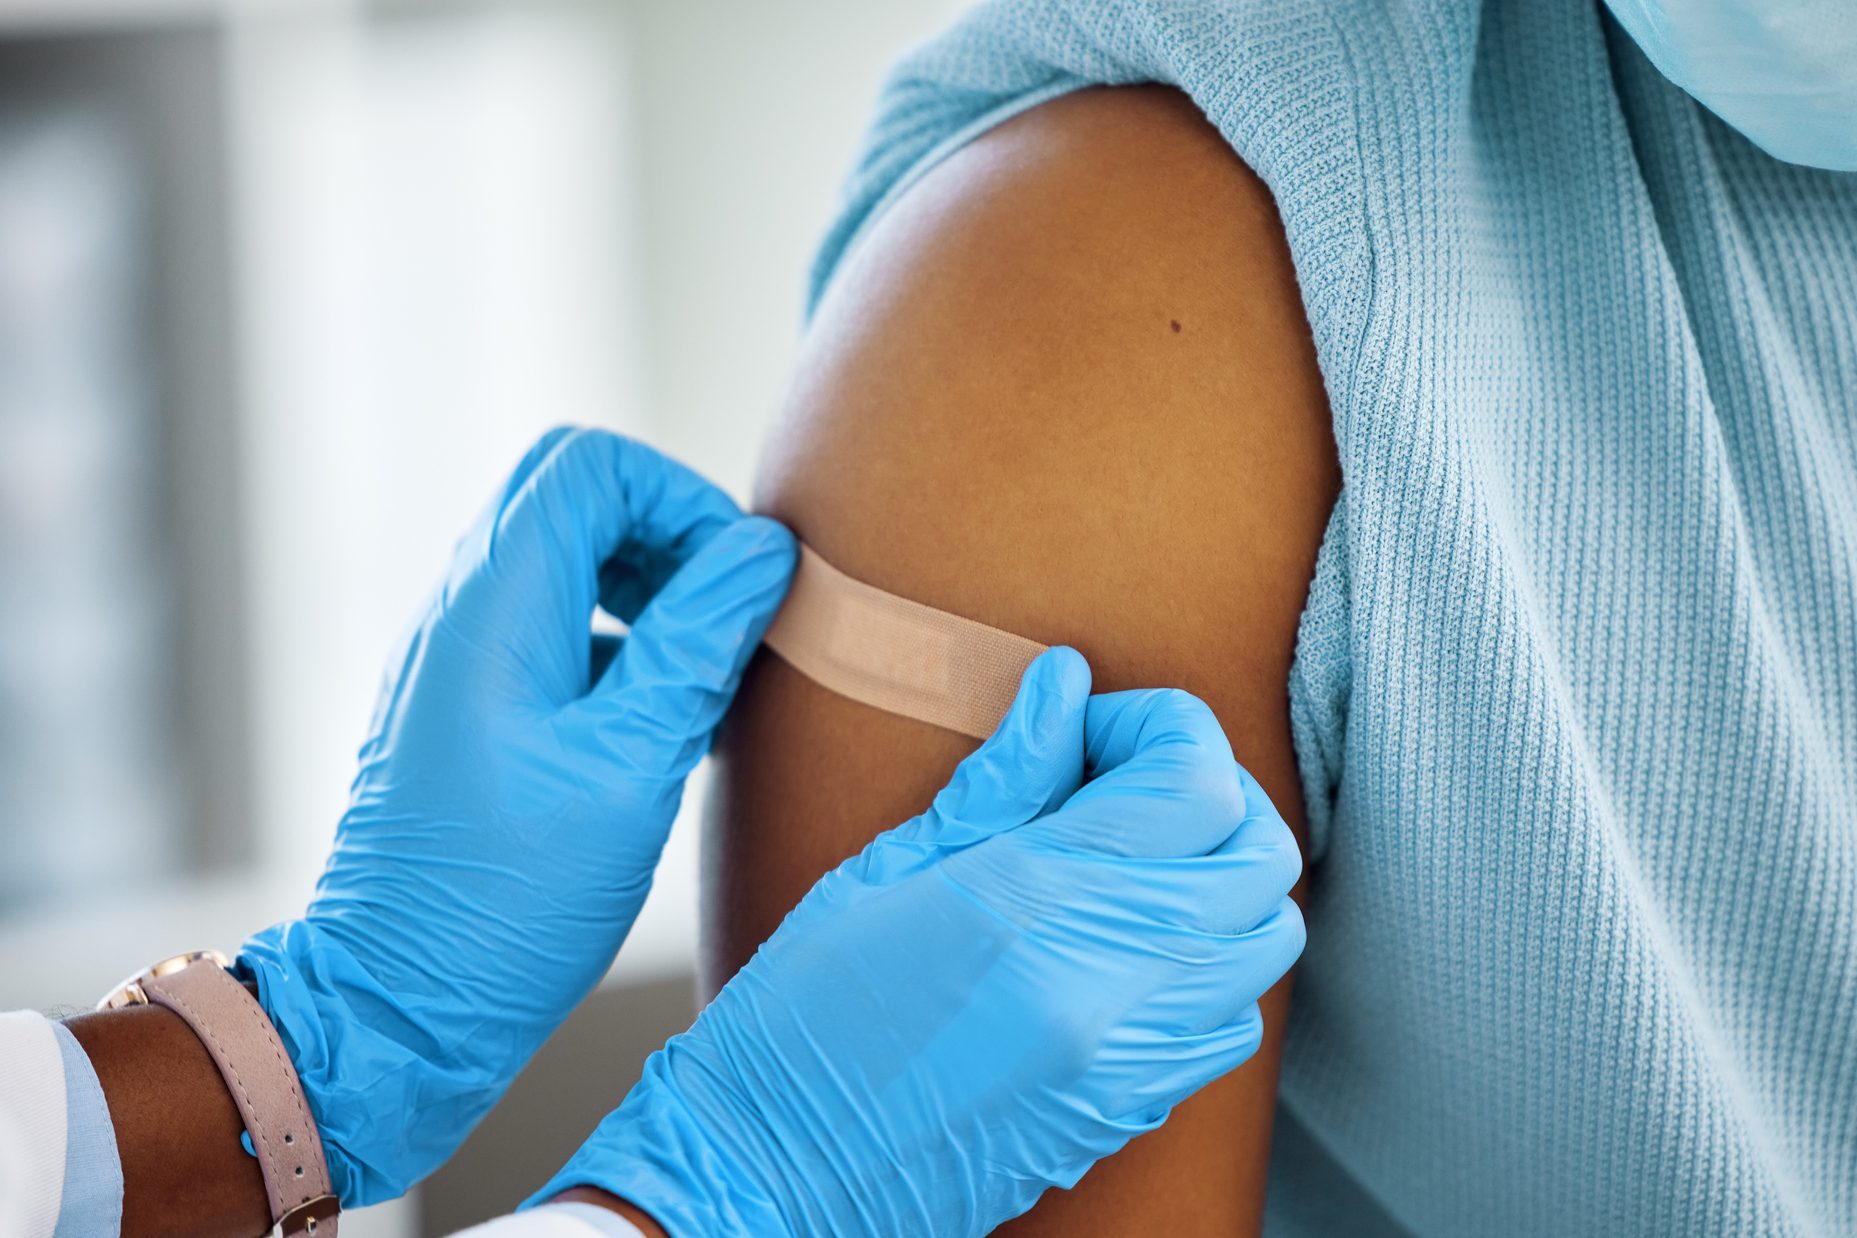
[806,2,1857,1234]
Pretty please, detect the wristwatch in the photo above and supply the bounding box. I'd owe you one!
[100,950,341,1237]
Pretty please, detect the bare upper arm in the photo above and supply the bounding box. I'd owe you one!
[703,83,1338,1235]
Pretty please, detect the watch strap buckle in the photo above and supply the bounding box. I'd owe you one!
[277,1193,340,1237]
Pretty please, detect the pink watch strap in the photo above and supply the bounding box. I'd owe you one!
[141,962,340,1237]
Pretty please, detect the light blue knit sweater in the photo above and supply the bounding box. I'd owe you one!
[807,2,1857,1233]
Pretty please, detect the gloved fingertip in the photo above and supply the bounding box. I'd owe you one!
[1027,645,1092,714]
[653,515,795,607]
[994,645,1090,764]
[506,425,581,493]
[698,516,800,623]
[732,515,800,577]
[591,514,798,712]
[924,646,1090,836]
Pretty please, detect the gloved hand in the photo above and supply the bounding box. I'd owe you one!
[530,647,1306,1236]
[239,427,797,1205]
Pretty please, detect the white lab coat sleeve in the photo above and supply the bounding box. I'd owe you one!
[0,1009,123,1238]
[450,1202,649,1238]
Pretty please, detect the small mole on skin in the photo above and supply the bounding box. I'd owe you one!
[1170,319,1182,333]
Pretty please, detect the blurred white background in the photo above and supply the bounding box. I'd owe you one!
[0,0,959,1230]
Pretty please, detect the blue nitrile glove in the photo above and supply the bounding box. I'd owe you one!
[530,647,1306,1236]
[238,427,797,1205]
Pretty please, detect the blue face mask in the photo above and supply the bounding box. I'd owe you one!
[1604,0,1857,171]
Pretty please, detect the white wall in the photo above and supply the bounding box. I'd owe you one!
[1,0,966,980]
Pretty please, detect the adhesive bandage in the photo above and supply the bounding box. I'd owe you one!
[762,543,1049,740]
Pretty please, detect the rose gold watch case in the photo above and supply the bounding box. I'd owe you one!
[99,948,233,1010]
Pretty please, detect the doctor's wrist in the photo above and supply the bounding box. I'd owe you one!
[240,918,521,1207]
[65,1003,273,1238]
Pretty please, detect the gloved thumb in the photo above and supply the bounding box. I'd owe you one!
[845,645,1091,885]
[571,515,797,779]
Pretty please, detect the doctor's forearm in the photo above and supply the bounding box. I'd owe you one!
[64,1004,272,1237]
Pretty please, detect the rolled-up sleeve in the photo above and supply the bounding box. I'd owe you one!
[0,1010,123,1238]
